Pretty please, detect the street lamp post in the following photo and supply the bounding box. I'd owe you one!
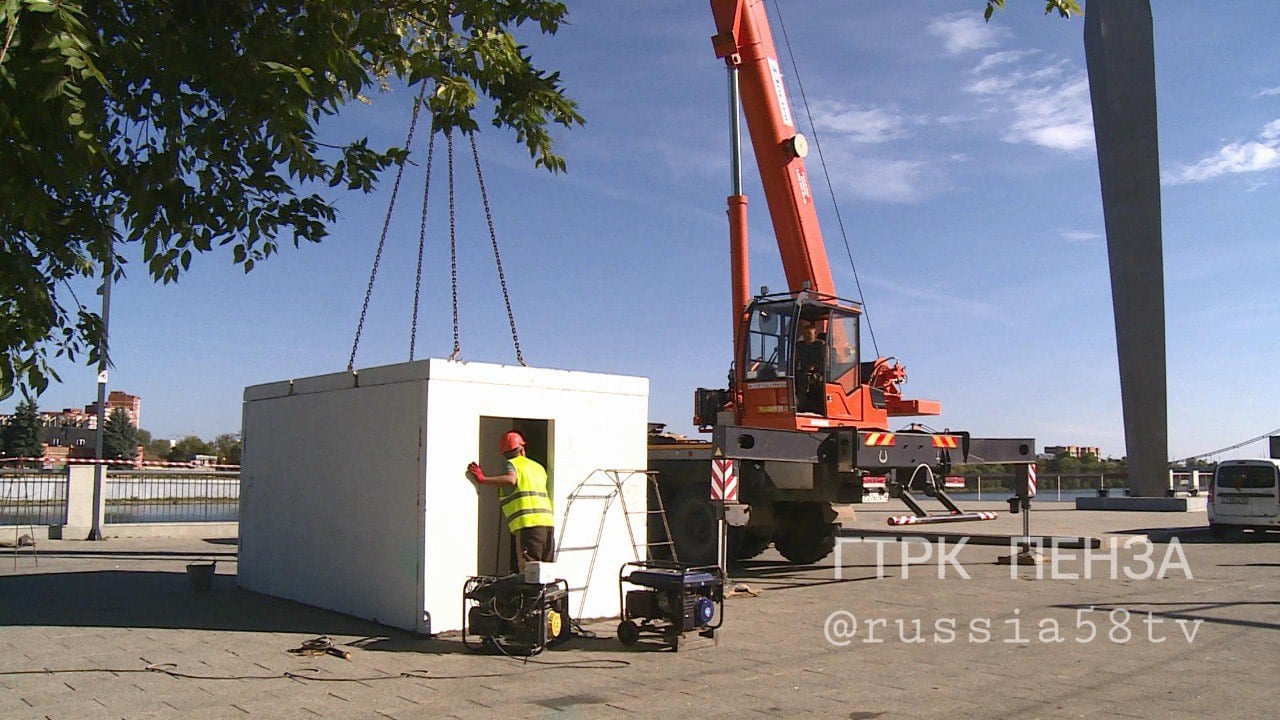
[88,255,112,541]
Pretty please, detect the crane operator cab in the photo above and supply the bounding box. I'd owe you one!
[694,290,940,433]
[735,291,872,431]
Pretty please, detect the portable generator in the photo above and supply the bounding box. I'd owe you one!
[462,575,570,656]
[617,561,724,650]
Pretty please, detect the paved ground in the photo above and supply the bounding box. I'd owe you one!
[2,504,1277,719]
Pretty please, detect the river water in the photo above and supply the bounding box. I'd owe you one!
[2,502,238,526]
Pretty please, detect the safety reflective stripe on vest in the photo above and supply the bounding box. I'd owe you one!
[500,456,554,532]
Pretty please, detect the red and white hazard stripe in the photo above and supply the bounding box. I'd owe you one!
[711,458,738,502]
[887,511,998,526]
[888,515,923,526]
[1027,463,1037,498]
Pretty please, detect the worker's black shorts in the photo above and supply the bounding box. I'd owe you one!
[511,525,556,567]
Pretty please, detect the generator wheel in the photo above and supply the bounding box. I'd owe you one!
[617,620,639,646]
[668,491,717,565]
[728,526,772,562]
[773,502,837,565]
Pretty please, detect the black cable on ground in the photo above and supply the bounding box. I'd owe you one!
[0,656,631,684]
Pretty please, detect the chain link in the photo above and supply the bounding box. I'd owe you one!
[349,84,427,372]
[469,134,526,367]
[408,132,437,361]
[447,131,461,360]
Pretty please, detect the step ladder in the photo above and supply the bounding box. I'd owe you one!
[554,469,677,619]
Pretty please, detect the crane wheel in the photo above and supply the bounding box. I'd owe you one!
[668,491,717,566]
[728,527,772,563]
[772,502,837,565]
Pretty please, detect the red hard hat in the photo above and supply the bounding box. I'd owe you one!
[499,431,526,453]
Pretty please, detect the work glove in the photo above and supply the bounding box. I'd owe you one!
[466,462,485,484]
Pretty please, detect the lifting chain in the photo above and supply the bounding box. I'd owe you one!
[348,84,527,370]
[408,132,437,361]
[469,134,526,367]
[349,84,427,372]
[447,131,461,360]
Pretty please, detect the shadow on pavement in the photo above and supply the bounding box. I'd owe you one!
[1053,600,1280,633]
[0,570,386,637]
[1117,526,1280,543]
[353,631,629,655]
[729,559,881,592]
[0,570,634,655]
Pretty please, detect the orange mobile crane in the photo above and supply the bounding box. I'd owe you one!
[649,0,1035,565]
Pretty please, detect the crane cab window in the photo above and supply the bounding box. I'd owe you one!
[792,308,859,412]
[825,312,860,389]
[744,305,794,380]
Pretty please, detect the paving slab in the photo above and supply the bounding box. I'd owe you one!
[1,509,1275,718]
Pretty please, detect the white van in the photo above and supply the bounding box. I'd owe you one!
[1209,459,1280,539]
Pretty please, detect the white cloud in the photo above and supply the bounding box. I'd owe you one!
[863,276,1001,320]
[966,58,1094,153]
[927,13,1006,56]
[832,157,931,204]
[1256,86,1280,98]
[1060,230,1102,243]
[1164,119,1280,184]
[975,49,1037,73]
[809,101,911,144]
[803,101,934,202]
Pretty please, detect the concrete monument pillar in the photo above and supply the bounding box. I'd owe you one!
[1084,0,1169,497]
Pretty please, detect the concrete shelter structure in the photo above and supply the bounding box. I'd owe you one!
[238,359,649,635]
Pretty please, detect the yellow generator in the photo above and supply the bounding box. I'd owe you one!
[462,575,570,655]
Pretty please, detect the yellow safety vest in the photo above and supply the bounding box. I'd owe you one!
[499,455,555,532]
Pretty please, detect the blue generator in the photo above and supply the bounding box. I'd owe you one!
[617,561,724,651]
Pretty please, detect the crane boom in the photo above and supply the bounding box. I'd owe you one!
[711,0,835,297]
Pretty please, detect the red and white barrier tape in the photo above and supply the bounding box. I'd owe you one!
[0,456,240,471]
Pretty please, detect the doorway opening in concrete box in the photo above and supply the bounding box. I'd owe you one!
[477,416,554,575]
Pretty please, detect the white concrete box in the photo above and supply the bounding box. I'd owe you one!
[239,359,649,634]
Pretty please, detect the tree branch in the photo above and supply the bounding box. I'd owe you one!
[0,5,18,67]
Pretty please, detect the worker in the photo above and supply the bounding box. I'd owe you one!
[794,322,826,414]
[466,431,556,572]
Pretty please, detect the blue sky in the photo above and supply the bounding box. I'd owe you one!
[9,2,1279,460]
